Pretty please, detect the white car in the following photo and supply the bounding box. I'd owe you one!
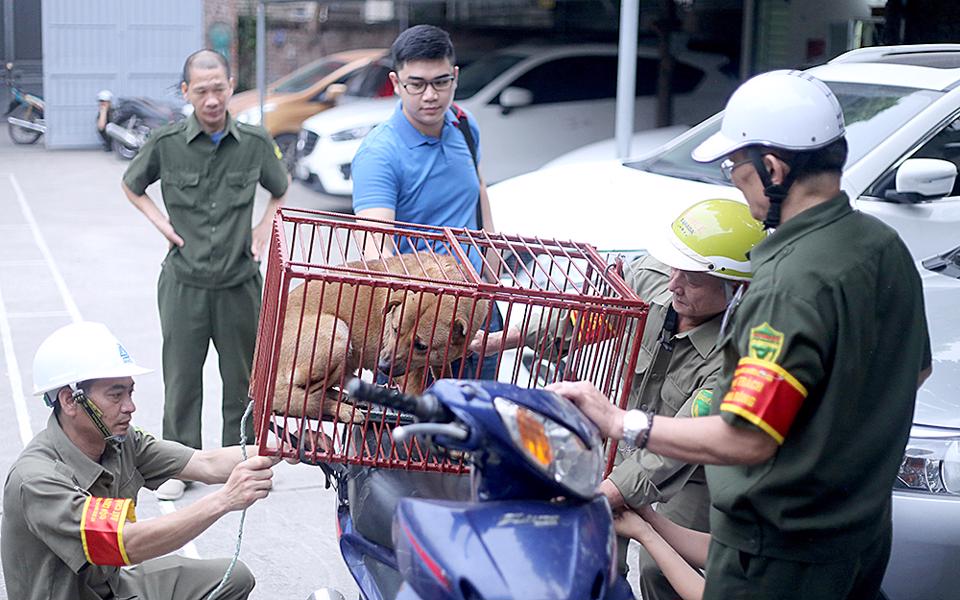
[294,43,737,196]
[488,44,960,600]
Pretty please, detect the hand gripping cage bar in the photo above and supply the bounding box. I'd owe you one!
[249,207,649,474]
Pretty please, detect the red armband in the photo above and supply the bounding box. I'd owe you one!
[80,497,136,566]
[569,310,617,344]
[720,357,807,444]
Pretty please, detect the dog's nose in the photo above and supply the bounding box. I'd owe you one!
[378,358,407,376]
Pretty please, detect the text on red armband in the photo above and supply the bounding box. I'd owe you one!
[720,357,807,444]
[80,496,136,566]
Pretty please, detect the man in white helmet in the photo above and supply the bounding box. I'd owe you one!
[96,89,115,151]
[473,198,765,600]
[551,70,932,599]
[1,321,279,600]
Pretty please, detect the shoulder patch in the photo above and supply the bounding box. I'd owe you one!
[691,389,713,417]
[748,322,784,363]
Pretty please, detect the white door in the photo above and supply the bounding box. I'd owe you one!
[41,0,202,148]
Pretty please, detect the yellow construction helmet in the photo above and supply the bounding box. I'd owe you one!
[647,199,766,281]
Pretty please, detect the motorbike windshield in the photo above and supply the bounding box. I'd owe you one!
[629,82,944,185]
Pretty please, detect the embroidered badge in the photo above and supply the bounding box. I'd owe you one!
[748,322,784,363]
[691,389,713,417]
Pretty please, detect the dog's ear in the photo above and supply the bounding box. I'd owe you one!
[453,316,469,339]
[383,293,404,316]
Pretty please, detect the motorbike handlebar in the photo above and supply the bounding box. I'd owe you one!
[346,379,452,422]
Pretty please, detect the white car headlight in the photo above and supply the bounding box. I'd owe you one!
[896,429,960,495]
[236,103,275,125]
[329,124,375,142]
[494,396,602,499]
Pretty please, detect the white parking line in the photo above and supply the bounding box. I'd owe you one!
[157,500,201,559]
[8,173,83,323]
[0,282,34,446]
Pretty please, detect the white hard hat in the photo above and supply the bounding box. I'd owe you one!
[97,89,113,102]
[32,322,151,396]
[691,70,845,163]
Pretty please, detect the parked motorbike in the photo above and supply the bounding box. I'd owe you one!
[103,96,184,159]
[302,378,631,600]
[3,62,45,145]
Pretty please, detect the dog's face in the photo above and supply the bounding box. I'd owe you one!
[378,291,489,377]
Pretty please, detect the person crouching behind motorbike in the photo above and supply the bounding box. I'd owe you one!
[96,90,114,151]
[0,321,280,600]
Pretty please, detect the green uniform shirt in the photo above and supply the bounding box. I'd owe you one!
[706,193,932,563]
[607,256,722,515]
[525,256,723,512]
[1,414,194,600]
[122,113,288,289]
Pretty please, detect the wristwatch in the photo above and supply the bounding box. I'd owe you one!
[621,409,653,450]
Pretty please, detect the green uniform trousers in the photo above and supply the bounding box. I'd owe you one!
[158,269,261,448]
[118,555,254,599]
[702,523,891,600]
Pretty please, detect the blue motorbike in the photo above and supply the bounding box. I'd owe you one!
[308,378,631,600]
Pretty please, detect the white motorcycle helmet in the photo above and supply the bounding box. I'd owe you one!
[96,89,114,103]
[692,70,845,162]
[691,70,846,229]
[33,321,151,404]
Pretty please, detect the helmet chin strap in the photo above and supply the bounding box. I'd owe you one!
[748,148,810,230]
[70,384,124,443]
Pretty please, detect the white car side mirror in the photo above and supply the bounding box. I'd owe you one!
[887,158,958,203]
[499,87,533,114]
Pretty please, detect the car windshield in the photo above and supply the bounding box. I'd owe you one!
[455,54,525,100]
[274,59,347,93]
[629,81,944,185]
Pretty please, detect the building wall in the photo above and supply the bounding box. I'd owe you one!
[204,0,238,78]
[41,0,203,148]
[753,0,876,72]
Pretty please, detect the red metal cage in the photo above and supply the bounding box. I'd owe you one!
[250,207,649,472]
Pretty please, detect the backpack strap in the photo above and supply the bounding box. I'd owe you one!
[451,103,483,229]
[452,103,479,172]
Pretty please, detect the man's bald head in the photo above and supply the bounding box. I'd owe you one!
[182,49,230,85]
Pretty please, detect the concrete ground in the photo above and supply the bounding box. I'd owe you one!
[0,131,357,599]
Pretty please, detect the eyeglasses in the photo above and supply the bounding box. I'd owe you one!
[720,158,753,181]
[396,75,456,95]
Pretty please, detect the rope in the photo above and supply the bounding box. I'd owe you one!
[204,399,255,600]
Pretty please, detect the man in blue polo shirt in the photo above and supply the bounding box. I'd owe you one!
[352,24,490,251]
[352,24,499,379]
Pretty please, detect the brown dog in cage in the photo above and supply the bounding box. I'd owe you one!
[271,253,490,422]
